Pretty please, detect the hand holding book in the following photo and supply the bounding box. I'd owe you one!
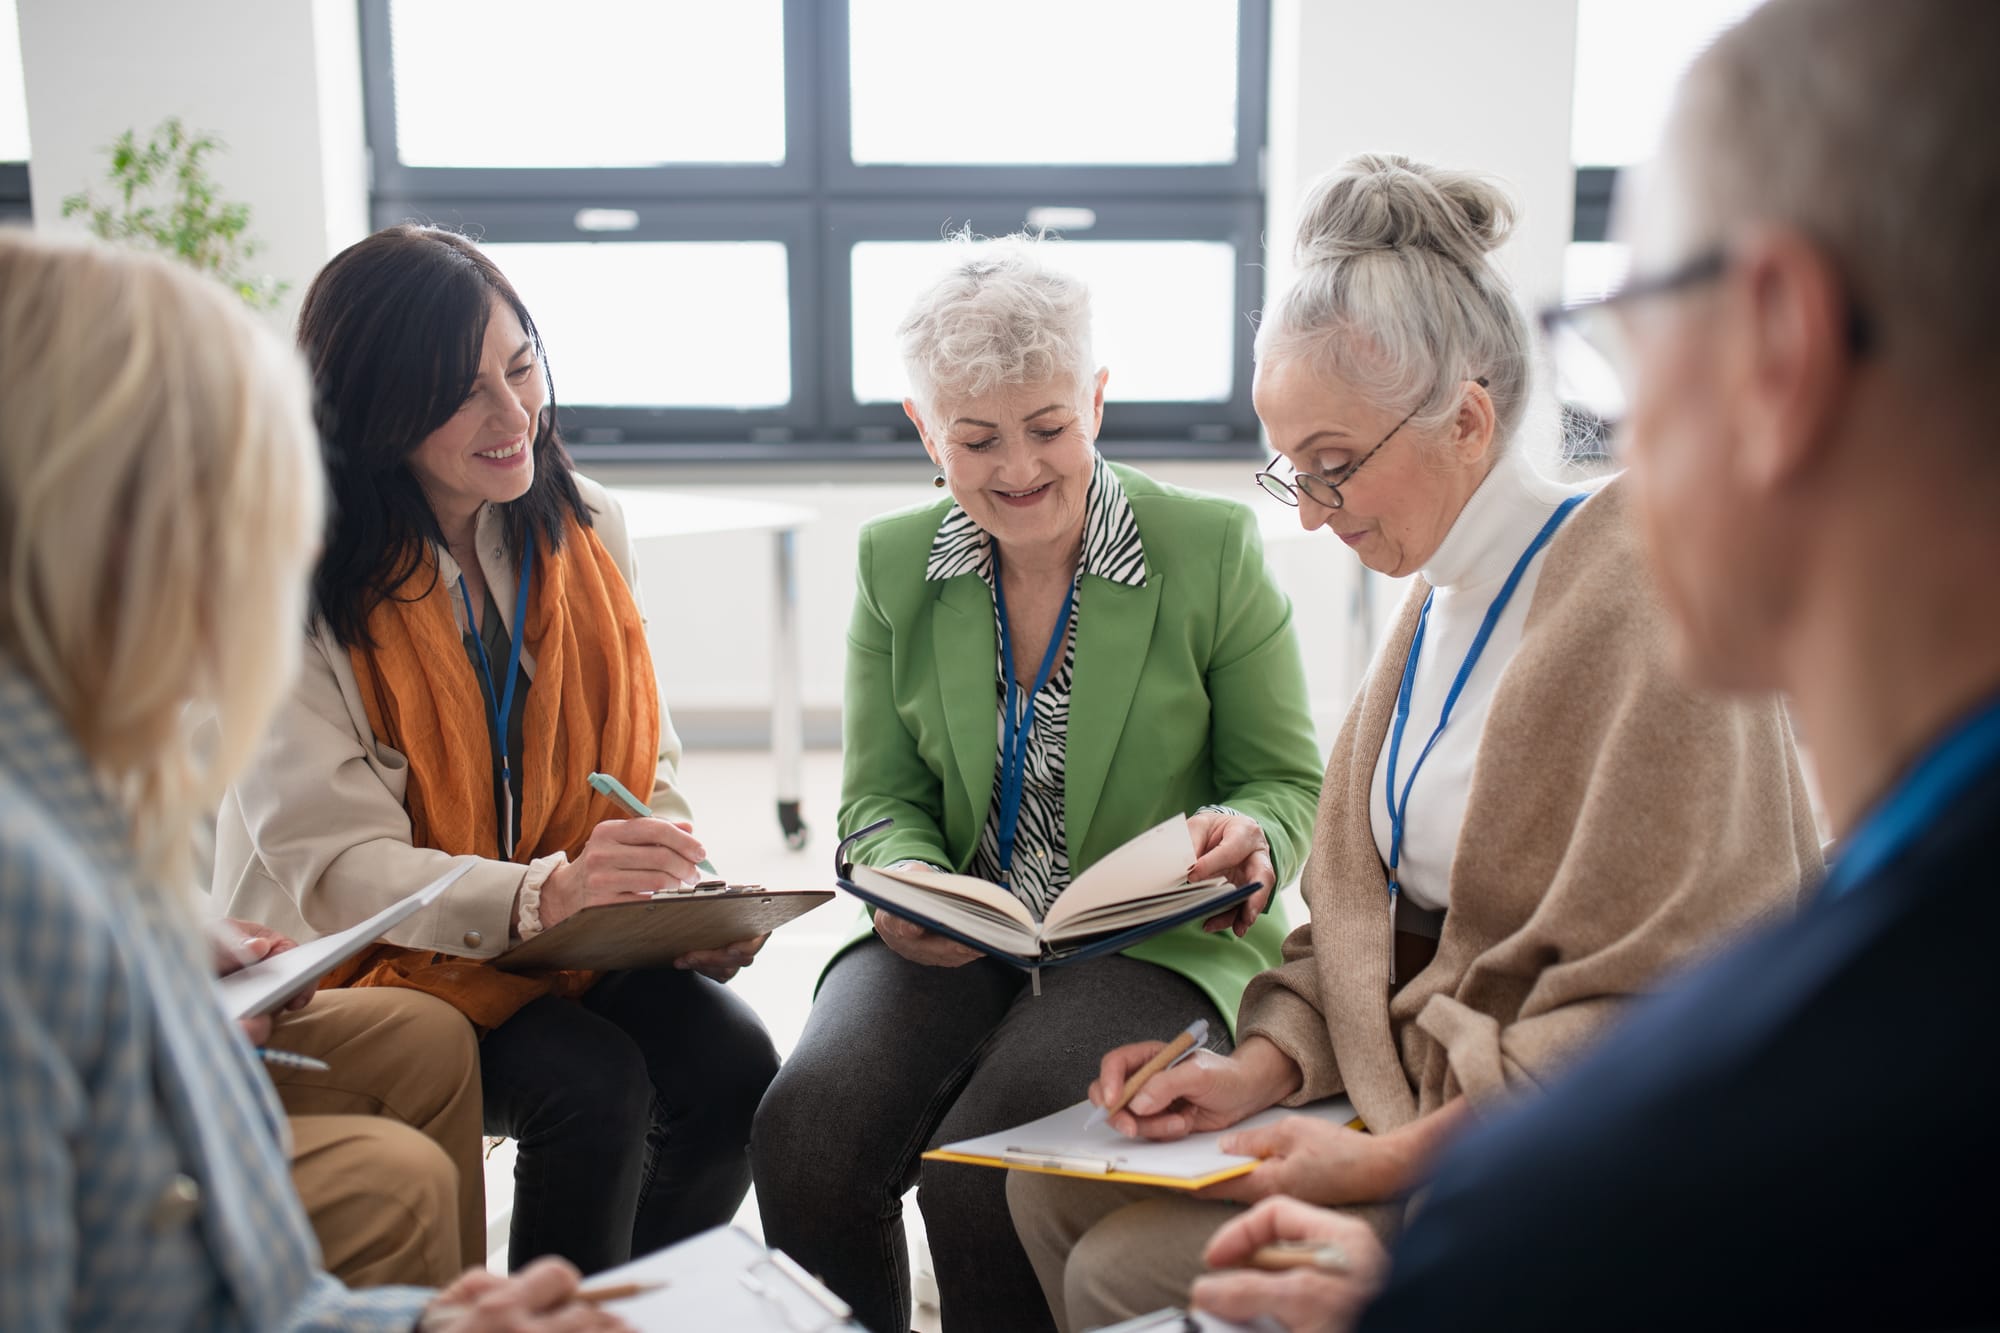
[1186,809,1277,937]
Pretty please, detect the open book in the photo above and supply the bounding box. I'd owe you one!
[841,814,1257,969]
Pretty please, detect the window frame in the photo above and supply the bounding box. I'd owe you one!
[359,0,1272,458]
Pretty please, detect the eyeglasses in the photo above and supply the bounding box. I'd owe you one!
[1253,379,1485,511]
[1536,247,1875,439]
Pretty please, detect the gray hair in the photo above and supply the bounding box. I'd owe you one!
[1257,154,1533,453]
[1671,0,2000,378]
[897,232,1095,415]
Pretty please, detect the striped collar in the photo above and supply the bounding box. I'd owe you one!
[925,453,1148,588]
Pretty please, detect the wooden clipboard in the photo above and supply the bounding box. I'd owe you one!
[493,886,833,973]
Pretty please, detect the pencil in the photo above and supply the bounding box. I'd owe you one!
[1246,1241,1351,1274]
[1101,1023,1203,1121]
[577,1280,663,1304]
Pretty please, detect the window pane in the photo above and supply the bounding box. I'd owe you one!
[851,240,1237,405]
[1572,0,1766,167]
[390,0,784,168]
[848,1,1238,166]
[0,0,29,161]
[485,241,791,409]
[1563,240,1631,304]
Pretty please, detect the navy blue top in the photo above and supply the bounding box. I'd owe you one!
[1360,697,2000,1332]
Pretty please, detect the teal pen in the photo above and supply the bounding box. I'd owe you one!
[587,771,721,879]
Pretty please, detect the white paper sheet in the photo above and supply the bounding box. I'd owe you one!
[591,1225,860,1330]
[213,862,472,1020]
[933,1095,1361,1184]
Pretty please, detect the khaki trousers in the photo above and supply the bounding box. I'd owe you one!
[264,988,486,1287]
[1008,1172,1242,1333]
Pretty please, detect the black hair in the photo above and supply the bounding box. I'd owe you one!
[297,223,591,647]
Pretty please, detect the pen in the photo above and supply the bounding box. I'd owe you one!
[587,771,721,880]
[1087,1017,1210,1129]
[256,1049,331,1072]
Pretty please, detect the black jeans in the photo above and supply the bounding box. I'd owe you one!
[751,940,1228,1333]
[480,967,780,1274]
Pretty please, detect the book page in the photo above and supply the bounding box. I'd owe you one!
[1041,813,1199,934]
[847,863,1039,955]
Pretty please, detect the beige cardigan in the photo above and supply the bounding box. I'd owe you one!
[212,474,693,958]
[1239,475,1822,1134]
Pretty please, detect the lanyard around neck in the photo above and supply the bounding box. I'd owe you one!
[1819,692,2000,902]
[459,537,534,859]
[1384,493,1587,913]
[992,553,1078,887]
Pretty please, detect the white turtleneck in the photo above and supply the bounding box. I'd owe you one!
[1369,448,1591,929]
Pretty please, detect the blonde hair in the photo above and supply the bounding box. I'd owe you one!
[0,232,323,884]
[1258,154,1533,453]
[898,231,1095,415]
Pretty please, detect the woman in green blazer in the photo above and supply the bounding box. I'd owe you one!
[751,237,1323,1333]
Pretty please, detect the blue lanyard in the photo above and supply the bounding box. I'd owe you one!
[992,557,1078,886]
[1384,493,1586,912]
[459,538,534,859]
[1819,692,2000,902]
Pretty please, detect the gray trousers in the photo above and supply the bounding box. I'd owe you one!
[750,939,1228,1333]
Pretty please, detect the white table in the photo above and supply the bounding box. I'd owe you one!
[610,489,819,849]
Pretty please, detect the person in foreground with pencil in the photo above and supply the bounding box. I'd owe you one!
[212,225,779,1275]
[0,231,625,1330]
[1009,154,1823,1331]
[752,233,1324,1333]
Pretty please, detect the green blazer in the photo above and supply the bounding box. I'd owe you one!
[836,462,1323,1031]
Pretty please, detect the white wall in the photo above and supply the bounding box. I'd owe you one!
[18,0,368,331]
[12,0,1582,747]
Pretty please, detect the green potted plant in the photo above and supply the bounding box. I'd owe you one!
[61,116,286,310]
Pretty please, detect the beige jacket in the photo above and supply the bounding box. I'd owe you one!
[213,474,692,958]
[1238,476,1823,1134]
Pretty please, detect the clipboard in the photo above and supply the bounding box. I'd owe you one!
[924,1096,1365,1190]
[834,818,1261,976]
[493,884,833,973]
[580,1225,865,1330]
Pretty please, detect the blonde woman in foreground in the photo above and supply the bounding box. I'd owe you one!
[0,232,623,1331]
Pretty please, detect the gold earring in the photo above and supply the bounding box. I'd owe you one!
[933,473,947,489]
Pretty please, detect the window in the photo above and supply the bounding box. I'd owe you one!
[0,0,31,223]
[1566,0,1768,296]
[361,0,1270,456]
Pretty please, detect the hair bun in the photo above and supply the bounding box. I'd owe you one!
[1293,153,1516,270]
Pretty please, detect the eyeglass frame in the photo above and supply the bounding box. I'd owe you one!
[1252,378,1488,512]
[1536,246,1875,359]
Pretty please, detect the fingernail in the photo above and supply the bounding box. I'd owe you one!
[681,875,700,888]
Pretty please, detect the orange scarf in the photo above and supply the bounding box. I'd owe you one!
[325,515,662,1029]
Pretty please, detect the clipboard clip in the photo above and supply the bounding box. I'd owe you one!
[834,817,894,879]
[1001,1146,1116,1174]
[738,1248,855,1329]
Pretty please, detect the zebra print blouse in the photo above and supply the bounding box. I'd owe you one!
[924,454,1149,918]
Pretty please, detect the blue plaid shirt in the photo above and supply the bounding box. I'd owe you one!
[0,659,430,1332]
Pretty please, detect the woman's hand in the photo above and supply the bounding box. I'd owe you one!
[1189,1197,1389,1333]
[1187,811,1276,937]
[539,817,709,930]
[1089,1034,1303,1140]
[1198,1117,1402,1207]
[213,918,307,1046]
[418,1257,631,1332]
[872,910,983,968]
[674,932,769,983]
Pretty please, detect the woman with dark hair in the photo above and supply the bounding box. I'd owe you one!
[215,223,779,1275]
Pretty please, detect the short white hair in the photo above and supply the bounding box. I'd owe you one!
[1258,154,1533,453]
[1672,0,2000,380]
[897,232,1095,414]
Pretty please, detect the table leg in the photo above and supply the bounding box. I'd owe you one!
[772,527,807,849]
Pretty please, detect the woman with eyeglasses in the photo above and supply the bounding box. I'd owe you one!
[1008,155,1825,1332]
